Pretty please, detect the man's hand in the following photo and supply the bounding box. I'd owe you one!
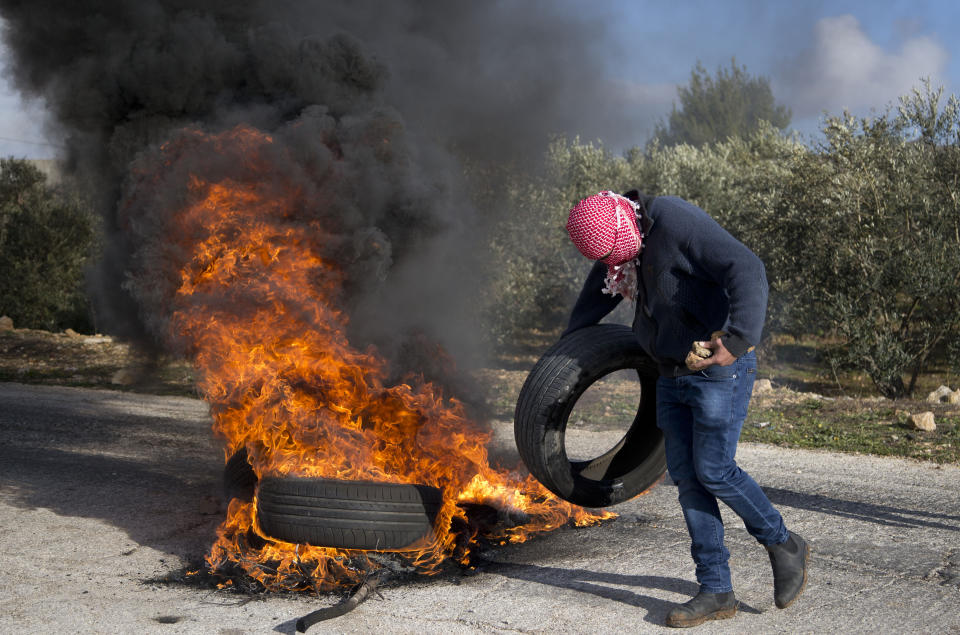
[687,333,737,370]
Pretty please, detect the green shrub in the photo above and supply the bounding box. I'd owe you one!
[652,59,791,147]
[0,158,97,331]
[478,138,638,348]
[479,82,960,398]
[479,127,801,350]
[757,81,960,397]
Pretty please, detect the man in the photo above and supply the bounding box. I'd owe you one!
[564,190,809,627]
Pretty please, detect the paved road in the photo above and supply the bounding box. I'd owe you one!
[1,382,958,633]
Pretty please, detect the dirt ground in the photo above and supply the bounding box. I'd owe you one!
[3,325,960,463]
[0,326,195,395]
[2,325,959,632]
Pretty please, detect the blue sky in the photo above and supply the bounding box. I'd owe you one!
[594,0,960,147]
[2,0,958,158]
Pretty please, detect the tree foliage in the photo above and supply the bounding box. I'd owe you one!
[481,80,960,398]
[0,159,97,331]
[753,80,960,397]
[479,126,798,349]
[653,59,791,147]
[479,138,634,347]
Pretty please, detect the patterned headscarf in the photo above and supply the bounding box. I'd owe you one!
[566,191,644,300]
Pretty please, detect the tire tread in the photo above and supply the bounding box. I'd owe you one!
[514,324,665,507]
[256,477,442,550]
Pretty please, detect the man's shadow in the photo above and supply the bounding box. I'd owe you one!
[476,560,761,626]
[762,486,960,531]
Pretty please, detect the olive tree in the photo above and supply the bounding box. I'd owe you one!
[478,81,960,396]
[653,59,792,147]
[480,138,633,347]
[755,81,960,397]
[480,127,802,349]
[0,159,97,331]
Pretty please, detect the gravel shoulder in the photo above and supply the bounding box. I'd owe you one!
[2,382,958,633]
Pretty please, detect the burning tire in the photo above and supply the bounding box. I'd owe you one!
[514,324,665,508]
[255,477,443,550]
[223,447,257,503]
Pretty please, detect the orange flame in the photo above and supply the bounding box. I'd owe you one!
[139,125,611,590]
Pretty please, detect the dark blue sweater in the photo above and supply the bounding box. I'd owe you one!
[565,193,768,377]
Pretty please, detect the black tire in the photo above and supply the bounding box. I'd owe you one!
[255,477,444,550]
[514,324,666,508]
[223,447,258,503]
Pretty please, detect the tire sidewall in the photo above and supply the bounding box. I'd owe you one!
[515,325,666,507]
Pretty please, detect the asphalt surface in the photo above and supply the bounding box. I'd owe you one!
[1,381,958,634]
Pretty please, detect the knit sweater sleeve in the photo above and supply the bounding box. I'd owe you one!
[685,215,768,357]
[562,260,623,337]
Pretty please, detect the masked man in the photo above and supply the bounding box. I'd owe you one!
[564,190,809,627]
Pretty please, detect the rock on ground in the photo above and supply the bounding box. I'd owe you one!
[753,378,773,395]
[927,385,955,403]
[909,411,936,432]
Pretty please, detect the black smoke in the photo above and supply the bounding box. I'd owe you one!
[0,0,626,370]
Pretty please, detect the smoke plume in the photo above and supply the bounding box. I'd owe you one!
[0,0,624,372]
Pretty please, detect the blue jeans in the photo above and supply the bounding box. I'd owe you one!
[656,352,788,593]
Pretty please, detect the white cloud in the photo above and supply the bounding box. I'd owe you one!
[776,15,948,118]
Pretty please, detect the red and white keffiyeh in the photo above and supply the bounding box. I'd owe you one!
[566,191,644,300]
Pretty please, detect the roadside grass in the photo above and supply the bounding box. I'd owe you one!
[744,396,960,464]
[482,330,960,465]
[476,366,960,465]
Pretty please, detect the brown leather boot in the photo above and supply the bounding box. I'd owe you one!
[665,590,738,628]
